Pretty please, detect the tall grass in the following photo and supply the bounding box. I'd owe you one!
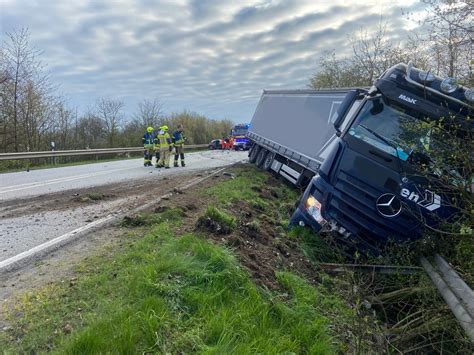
[2,221,348,353]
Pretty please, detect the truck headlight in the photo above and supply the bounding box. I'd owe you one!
[305,196,327,225]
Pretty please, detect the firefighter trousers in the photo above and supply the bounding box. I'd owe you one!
[174,145,185,166]
[158,147,171,168]
[143,144,154,166]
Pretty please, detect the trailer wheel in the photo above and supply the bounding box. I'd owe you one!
[262,151,275,171]
[248,145,260,164]
[256,148,268,168]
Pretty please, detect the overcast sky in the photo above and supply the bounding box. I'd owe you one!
[1,0,423,122]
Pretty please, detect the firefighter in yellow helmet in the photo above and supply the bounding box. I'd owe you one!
[142,126,155,167]
[172,124,186,167]
[156,125,172,168]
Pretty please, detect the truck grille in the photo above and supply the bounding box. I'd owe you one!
[327,170,420,244]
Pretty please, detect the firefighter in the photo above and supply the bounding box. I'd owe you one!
[172,124,186,167]
[156,125,172,168]
[142,126,155,166]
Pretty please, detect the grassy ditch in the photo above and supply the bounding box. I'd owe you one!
[1,166,362,353]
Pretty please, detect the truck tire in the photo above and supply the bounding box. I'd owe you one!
[262,151,275,171]
[248,145,260,164]
[256,148,268,168]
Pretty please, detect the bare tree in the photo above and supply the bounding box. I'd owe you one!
[416,1,473,82]
[2,28,44,152]
[95,98,124,147]
[134,98,163,128]
[309,23,430,89]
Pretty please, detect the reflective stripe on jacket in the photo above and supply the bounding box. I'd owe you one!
[143,132,156,146]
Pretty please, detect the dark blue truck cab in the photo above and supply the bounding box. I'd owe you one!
[290,62,472,249]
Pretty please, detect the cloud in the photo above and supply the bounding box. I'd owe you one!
[0,0,420,121]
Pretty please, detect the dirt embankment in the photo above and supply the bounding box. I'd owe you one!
[141,168,316,291]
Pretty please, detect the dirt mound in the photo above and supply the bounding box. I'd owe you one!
[167,171,318,291]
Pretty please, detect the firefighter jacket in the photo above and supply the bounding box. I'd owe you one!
[157,131,172,148]
[142,132,156,147]
[173,130,186,145]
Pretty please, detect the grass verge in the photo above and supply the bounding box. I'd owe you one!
[1,214,351,353]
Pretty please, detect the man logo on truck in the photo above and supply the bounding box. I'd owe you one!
[398,94,417,104]
[376,193,402,217]
[400,188,441,211]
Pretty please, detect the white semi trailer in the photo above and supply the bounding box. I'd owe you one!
[247,89,351,187]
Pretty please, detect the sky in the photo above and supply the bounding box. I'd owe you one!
[0,0,423,123]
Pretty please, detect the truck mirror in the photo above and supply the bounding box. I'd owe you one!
[333,90,360,133]
[370,98,384,115]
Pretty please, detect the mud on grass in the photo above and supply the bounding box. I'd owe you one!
[187,165,322,291]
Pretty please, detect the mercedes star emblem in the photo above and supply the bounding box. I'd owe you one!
[376,193,402,218]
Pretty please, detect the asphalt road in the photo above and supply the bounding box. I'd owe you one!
[0,150,247,265]
[0,150,247,201]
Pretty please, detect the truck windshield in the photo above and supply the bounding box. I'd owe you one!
[232,128,248,136]
[348,97,443,164]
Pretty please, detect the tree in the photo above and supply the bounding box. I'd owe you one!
[1,28,45,152]
[411,0,473,83]
[309,24,429,89]
[134,98,163,128]
[76,111,106,149]
[309,51,368,89]
[95,98,124,147]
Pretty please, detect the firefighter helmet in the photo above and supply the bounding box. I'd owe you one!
[147,126,153,133]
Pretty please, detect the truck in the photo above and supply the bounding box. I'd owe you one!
[230,123,252,150]
[248,62,472,250]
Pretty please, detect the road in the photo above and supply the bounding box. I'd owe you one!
[0,150,246,201]
[0,150,247,265]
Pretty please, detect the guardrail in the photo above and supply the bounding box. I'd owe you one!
[0,145,209,161]
[421,254,474,342]
[318,254,474,342]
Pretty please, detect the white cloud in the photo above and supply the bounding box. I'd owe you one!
[0,0,420,121]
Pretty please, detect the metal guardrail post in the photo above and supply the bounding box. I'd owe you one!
[433,254,474,319]
[421,256,474,342]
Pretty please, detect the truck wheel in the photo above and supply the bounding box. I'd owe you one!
[248,145,260,164]
[256,148,268,168]
[262,151,275,171]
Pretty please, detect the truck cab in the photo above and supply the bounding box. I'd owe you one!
[291,62,473,250]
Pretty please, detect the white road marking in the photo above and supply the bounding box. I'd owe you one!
[0,215,115,271]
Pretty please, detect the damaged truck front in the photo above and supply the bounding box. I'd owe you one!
[248,62,473,250]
